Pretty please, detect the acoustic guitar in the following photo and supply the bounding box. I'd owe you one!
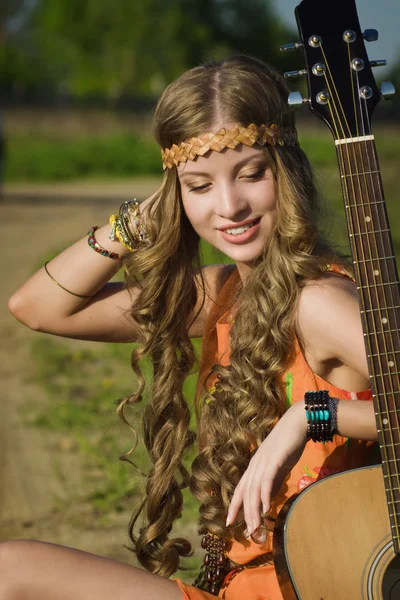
[273,1,400,598]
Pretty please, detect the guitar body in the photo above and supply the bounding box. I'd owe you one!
[274,465,400,599]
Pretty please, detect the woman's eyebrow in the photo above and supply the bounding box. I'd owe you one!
[179,155,266,179]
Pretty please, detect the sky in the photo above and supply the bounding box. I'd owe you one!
[274,0,400,75]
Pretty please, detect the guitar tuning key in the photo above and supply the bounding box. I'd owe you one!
[284,69,308,79]
[280,42,303,52]
[363,29,379,42]
[288,91,310,109]
[380,81,396,100]
[370,60,387,68]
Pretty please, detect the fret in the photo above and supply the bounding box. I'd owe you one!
[354,256,395,263]
[377,408,400,415]
[346,200,386,208]
[380,440,400,446]
[358,282,399,290]
[350,229,390,236]
[373,391,400,398]
[341,170,380,178]
[361,306,400,313]
[387,499,400,505]
[386,487,400,491]
[381,458,400,464]
[371,371,400,378]
[369,350,400,358]
[364,329,400,337]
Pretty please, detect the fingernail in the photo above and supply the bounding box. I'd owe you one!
[262,504,267,514]
[253,531,267,545]
[252,519,258,532]
[226,515,231,527]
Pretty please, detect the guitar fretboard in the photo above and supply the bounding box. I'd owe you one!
[336,137,400,551]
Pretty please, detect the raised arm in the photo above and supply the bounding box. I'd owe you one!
[8,198,226,342]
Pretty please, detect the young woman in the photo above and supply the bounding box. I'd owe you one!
[6,55,378,600]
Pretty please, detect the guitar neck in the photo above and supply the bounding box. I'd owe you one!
[336,136,400,550]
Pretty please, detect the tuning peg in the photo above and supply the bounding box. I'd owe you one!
[380,81,395,100]
[280,42,303,52]
[284,69,307,79]
[363,29,379,42]
[288,91,309,108]
[370,59,387,68]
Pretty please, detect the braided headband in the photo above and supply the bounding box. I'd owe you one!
[161,123,298,170]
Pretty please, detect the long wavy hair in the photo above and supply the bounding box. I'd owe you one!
[118,55,345,577]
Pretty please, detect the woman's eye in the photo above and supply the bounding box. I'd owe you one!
[188,183,210,193]
[242,169,266,180]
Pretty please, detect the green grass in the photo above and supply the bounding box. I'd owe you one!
[23,332,204,579]
[6,128,400,184]
[5,134,161,181]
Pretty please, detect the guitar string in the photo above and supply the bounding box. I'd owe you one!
[346,46,400,537]
[353,64,400,528]
[355,69,400,510]
[320,42,399,530]
[336,40,400,530]
[347,45,400,493]
[355,76,400,399]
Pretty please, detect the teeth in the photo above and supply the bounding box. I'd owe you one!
[225,221,255,235]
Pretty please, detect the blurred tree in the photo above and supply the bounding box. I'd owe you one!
[1,0,296,101]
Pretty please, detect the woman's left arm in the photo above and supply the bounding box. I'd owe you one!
[227,274,378,535]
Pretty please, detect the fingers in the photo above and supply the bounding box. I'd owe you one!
[226,476,245,526]
[243,477,262,535]
[226,469,274,536]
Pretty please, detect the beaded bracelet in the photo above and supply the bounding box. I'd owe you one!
[304,390,338,443]
[88,226,121,260]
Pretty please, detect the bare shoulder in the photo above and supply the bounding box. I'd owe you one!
[296,272,367,377]
[189,264,236,337]
[298,272,358,317]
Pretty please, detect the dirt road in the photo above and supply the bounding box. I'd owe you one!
[0,179,163,563]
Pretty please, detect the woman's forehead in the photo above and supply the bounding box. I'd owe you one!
[177,145,266,177]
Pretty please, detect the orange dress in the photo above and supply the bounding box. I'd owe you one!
[174,265,378,600]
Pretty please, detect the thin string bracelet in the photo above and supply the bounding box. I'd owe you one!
[44,262,95,299]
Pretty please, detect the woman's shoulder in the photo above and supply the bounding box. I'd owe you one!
[297,270,359,332]
[296,270,368,380]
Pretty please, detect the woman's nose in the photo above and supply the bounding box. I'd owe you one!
[215,182,247,219]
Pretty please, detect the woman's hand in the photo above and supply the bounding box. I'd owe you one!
[226,401,307,538]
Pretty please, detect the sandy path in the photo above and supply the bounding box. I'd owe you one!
[0,181,165,562]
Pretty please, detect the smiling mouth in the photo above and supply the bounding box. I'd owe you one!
[223,218,261,235]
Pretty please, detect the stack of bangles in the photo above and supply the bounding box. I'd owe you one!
[304,390,338,443]
[43,199,151,298]
[88,198,151,259]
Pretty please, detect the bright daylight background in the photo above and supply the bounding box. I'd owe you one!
[1,0,399,584]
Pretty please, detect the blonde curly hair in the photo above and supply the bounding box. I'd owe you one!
[118,54,344,576]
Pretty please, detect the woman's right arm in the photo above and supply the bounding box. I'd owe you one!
[8,215,226,342]
[8,223,140,342]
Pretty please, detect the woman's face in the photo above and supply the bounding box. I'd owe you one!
[178,143,276,278]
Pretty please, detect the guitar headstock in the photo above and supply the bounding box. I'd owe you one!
[289,0,384,139]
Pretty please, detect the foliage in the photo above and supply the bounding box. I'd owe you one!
[1,0,295,100]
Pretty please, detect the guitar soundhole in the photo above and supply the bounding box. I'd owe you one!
[382,555,400,599]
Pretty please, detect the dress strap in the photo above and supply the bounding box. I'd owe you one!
[322,263,355,282]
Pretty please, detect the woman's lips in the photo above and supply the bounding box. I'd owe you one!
[219,219,261,244]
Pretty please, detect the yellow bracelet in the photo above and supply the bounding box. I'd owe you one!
[108,214,135,251]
